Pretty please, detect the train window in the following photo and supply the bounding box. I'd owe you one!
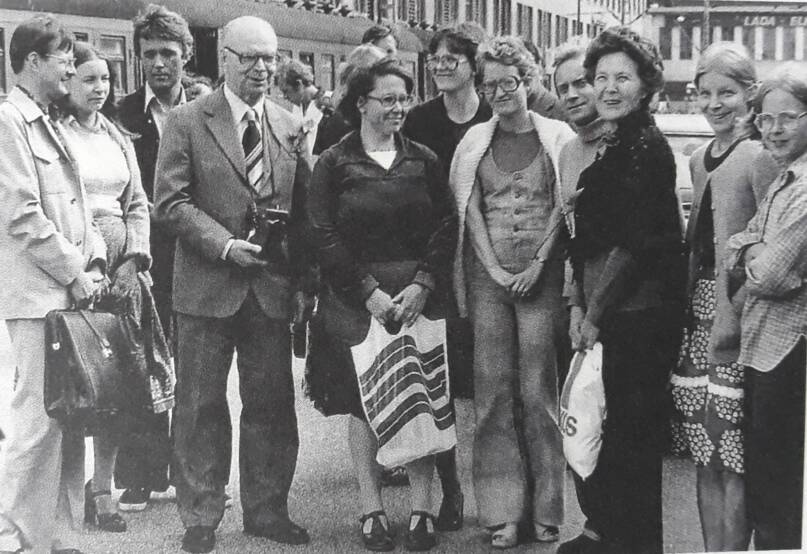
[0,28,5,94]
[299,52,315,76]
[73,32,89,42]
[319,54,334,92]
[99,35,127,94]
[278,49,293,63]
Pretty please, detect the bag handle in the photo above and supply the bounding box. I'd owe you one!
[78,310,113,357]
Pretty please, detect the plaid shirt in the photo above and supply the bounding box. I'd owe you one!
[726,151,807,372]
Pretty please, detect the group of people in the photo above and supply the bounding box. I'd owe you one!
[0,4,805,554]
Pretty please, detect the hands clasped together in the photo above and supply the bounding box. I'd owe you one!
[365,283,430,331]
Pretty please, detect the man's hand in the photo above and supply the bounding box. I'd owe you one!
[227,240,268,268]
[392,284,429,327]
[569,306,586,351]
[365,288,399,325]
[109,258,139,300]
[509,260,544,298]
[69,268,106,306]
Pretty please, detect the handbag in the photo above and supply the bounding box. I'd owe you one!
[559,342,607,480]
[351,316,457,467]
[44,309,146,430]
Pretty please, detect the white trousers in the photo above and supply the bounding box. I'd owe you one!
[0,319,84,554]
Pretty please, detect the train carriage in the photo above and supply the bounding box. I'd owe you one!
[0,0,424,102]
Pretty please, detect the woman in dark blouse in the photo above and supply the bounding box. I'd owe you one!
[560,27,686,554]
[306,59,457,552]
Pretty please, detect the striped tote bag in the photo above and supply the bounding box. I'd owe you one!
[351,316,457,467]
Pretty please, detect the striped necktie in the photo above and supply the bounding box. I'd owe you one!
[242,109,263,190]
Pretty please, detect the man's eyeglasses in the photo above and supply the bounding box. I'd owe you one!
[225,47,276,68]
[365,94,415,109]
[45,53,76,67]
[425,55,469,71]
[755,111,807,132]
[479,76,524,96]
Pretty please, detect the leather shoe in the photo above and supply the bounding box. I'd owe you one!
[182,526,216,553]
[244,518,310,545]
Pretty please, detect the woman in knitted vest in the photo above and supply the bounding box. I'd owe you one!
[449,35,575,549]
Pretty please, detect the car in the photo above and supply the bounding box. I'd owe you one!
[654,113,714,226]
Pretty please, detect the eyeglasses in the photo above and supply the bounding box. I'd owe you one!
[479,76,524,96]
[755,111,807,132]
[425,55,469,71]
[224,47,276,68]
[45,53,76,67]
[365,94,415,109]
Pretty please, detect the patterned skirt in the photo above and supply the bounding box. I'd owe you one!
[670,278,745,473]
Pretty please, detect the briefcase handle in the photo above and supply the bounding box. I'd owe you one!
[77,309,113,359]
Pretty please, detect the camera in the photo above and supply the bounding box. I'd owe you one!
[246,205,290,262]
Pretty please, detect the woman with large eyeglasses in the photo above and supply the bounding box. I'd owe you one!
[668,42,779,553]
[726,64,807,551]
[560,27,686,554]
[306,58,457,552]
[401,21,489,533]
[450,35,575,549]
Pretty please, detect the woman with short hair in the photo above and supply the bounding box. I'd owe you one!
[451,35,575,549]
[560,27,685,554]
[307,59,457,552]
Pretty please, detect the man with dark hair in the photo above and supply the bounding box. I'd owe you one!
[276,59,322,157]
[114,2,193,513]
[0,15,106,554]
[361,24,398,56]
[155,15,314,553]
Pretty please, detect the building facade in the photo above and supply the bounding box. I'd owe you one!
[645,0,807,100]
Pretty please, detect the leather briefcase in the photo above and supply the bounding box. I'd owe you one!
[44,309,144,430]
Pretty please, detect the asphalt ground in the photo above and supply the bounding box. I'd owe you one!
[0,326,729,554]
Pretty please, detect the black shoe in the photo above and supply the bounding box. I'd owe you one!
[557,533,607,554]
[435,491,463,531]
[118,487,149,512]
[182,526,215,554]
[84,481,127,533]
[244,518,310,545]
[404,511,436,551]
[359,510,394,551]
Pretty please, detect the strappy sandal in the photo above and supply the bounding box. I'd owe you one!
[359,510,394,551]
[404,511,437,551]
[84,481,127,533]
[490,522,518,549]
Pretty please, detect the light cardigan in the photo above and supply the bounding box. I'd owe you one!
[449,111,576,316]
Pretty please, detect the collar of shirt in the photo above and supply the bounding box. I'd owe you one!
[223,83,265,129]
[11,86,48,122]
[784,149,807,184]
[143,83,186,114]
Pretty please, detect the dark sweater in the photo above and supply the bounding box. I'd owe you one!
[402,95,492,166]
[571,109,685,324]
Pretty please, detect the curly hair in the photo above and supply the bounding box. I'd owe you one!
[476,35,536,79]
[277,58,315,87]
[583,26,664,108]
[133,4,193,57]
[340,58,414,128]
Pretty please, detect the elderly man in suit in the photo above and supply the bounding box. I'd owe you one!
[154,15,313,554]
[0,15,106,554]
